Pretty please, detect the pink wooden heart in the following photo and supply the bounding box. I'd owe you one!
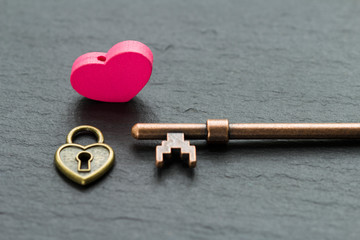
[70,40,153,102]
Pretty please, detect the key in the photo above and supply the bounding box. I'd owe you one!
[132,119,360,168]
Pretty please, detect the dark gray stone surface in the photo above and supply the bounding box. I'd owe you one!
[1,0,360,239]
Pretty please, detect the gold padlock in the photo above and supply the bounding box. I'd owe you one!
[55,125,115,185]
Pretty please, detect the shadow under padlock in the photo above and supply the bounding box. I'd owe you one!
[55,125,115,185]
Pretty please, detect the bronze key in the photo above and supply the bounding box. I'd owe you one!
[132,119,360,168]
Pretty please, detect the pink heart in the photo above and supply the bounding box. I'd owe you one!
[70,40,153,102]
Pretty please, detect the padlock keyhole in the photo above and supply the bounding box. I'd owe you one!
[76,151,93,172]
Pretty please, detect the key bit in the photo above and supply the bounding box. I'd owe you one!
[132,119,360,167]
[156,133,196,168]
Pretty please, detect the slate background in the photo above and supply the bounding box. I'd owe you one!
[1,0,360,239]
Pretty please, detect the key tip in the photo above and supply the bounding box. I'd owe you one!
[131,124,140,139]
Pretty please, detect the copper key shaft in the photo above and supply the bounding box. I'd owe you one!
[132,119,360,141]
[132,119,360,167]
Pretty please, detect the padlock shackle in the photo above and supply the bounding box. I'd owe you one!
[66,125,104,144]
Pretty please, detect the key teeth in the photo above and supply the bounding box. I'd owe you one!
[155,145,170,167]
[189,145,196,168]
[155,133,196,168]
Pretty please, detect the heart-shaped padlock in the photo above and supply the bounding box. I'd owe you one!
[55,126,114,185]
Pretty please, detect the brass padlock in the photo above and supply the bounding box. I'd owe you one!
[55,125,115,185]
